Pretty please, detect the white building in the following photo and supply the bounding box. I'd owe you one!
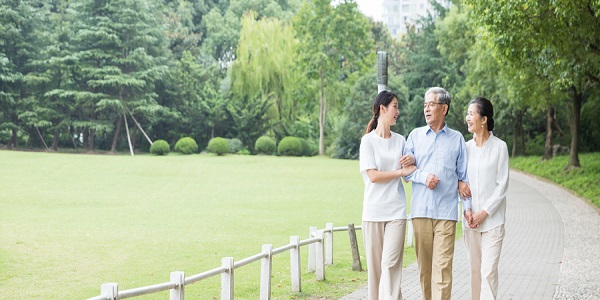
[381,0,450,37]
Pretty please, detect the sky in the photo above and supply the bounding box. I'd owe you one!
[355,0,383,21]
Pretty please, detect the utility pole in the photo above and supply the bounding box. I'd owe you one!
[377,51,388,93]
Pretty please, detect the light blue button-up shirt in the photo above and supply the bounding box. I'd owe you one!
[404,124,468,221]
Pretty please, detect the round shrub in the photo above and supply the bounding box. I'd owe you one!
[174,137,198,155]
[255,136,276,155]
[278,136,303,156]
[300,138,319,156]
[207,137,229,156]
[149,139,170,155]
[228,138,244,154]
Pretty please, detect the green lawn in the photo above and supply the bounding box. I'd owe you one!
[0,150,424,299]
[510,152,600,208]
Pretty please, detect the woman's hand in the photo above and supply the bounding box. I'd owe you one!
[469,210,489,229]
[398,165,417,177]
[399,154,415,168]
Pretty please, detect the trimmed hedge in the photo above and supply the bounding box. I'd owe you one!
[174,137,198,154]
[278,136,303,156]
[207,137,229,156]
[228,138,244,154]
[255,136,276,155]
[149,139,170,155]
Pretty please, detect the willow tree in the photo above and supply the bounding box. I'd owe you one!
[230,12,298,138]
[293,0,373,155]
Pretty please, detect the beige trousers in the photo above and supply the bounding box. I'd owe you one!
[464,224,505,300]
[363,219,406,300]
[412,218,456,300]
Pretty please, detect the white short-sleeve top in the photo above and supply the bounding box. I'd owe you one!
[359,130,408,222]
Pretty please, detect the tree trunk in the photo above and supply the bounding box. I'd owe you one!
[566,87,582,169]
[89,129,96,152]
[83,129,89,149]
[51,129,59,151]
[512,116,518,157]
[110,115,123,153]
[520,112,526,156]
[10,114,17,149]
[319,69,326,156]
[543,105,554,160]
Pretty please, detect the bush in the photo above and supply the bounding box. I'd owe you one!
[255,136,276,155]
[237,148,251,155]
[207,137,229,156]
[278,136,303,156]
[149,140,170,155]
[302,139,319,156]
[174,137,198,155]
[228,138,244,154]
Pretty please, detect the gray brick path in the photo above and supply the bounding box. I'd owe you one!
[341,170,600,299]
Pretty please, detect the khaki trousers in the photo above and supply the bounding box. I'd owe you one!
[464,224,505,300]
[412,218,456,300]
[363,219,406,300]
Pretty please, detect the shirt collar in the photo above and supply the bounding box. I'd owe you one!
[426,122,449,135]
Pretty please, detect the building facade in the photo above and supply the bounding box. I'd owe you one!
[381,0,450,37]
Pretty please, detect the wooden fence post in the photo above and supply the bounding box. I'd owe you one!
[100,283,118,300]
[316,230,325,281]
[290,236,301,293]
[260,244,273,300]
[308,226,317,273]
[170,271,185,300]
[221,257,234,300]
[348,223,362,271]
[325,223,334,265]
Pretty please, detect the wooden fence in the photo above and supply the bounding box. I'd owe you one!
[86,223,364,300]
[86,202,462,300]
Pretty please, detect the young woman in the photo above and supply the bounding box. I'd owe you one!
[359,91,416,300]
[462,97,509,300]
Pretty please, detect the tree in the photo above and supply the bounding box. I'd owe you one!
[435,4,560,157]
[230,12,298,139]
[71,0,169,153]
[399,4,465,133]
[0,0,48,148]
[465,0,600,168]
[293,0,374,155]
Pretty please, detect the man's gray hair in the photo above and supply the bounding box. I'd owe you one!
[425,87,451,116]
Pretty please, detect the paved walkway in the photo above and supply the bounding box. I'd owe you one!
[340,170,600,299]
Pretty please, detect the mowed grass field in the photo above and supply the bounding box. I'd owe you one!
[0,150,418,299]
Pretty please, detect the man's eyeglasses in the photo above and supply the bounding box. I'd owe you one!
[423,102,445,109]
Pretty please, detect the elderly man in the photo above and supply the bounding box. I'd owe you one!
[402,87,468,300]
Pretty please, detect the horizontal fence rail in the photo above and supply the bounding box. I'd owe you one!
[87,223,362,300]
[88,202,463,300]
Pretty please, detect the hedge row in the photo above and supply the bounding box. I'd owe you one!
[149,136,317,157]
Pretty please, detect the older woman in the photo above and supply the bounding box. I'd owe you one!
[461,97,509,300]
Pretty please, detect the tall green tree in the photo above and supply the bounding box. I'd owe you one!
[230,12,298,139]
[0,0,48,148]
[435,4,559,157]
[293,0,374,155]
[23,0,78,151]
[465,0,600,168]
[399,4,464,133]
[71,0,169,153]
